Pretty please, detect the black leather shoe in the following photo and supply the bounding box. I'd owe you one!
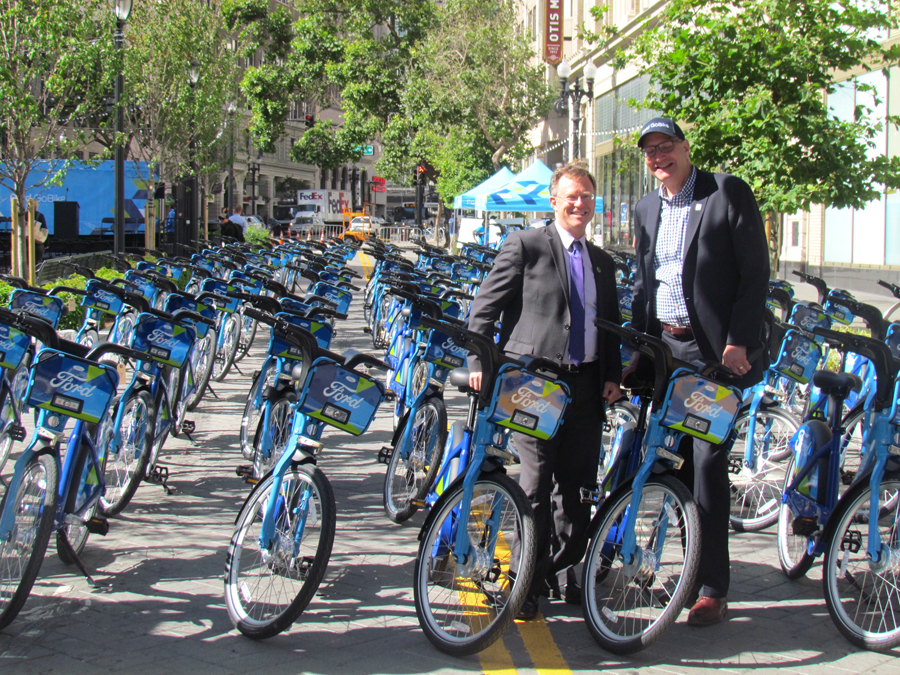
[563,583,581,606]
[516,595,540,621]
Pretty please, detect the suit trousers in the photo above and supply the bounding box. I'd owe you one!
[661,332,732,598]
[514,361,604,597]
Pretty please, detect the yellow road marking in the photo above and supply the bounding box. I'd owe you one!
[358,251,373,280]
[479,637,518,674]
[517,614,572,674]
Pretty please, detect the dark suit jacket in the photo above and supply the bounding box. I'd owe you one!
[632,169,770,387]
[466,223,622,386]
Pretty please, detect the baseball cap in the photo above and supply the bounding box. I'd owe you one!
[637,117,685,147]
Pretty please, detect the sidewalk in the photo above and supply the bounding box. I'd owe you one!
[0,255,898,674]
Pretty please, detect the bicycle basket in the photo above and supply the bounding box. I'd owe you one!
[9,290,64,329]
[773,329,822,385]
[130,313,195,368]
[200,279,240,313]
[82,279,125,317]
[163,294,216,339]
[297,358,385,435]
[279,297,311,314]
[309,282,352,315]
[424,328,468,369]
[0,323,30,371]
[268,312,334,359]
[487,365,571,440]
[124,271,159,302]
[617,286,633,322]
[659,370,742,444]
[789,302,831,338]
[824,290,855,326]
[26,349,119,423]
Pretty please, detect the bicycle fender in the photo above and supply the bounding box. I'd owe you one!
[418,474,466,542]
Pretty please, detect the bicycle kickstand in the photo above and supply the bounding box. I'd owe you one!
[57,530,107,588]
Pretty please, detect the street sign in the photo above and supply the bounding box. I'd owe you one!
[354,145,375,155]
[372,176,386,185]
[372,186,385,192]
[620,202,629,224]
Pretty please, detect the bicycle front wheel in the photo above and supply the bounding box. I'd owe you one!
[0,384,21,475]
[822,476,900,651]
[99,391,155,517]
[776,453,816,580]
[0,452,59,629]
[582,474,700,655]
[413,472,535,656]
[729,407,797,532]
[186,328,216,411]
[213,313,240,382]
[224,465,336,639]
[383,395,447,524]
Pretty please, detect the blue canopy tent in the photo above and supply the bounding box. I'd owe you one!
[473,160,603,213]
[452,167,516,209]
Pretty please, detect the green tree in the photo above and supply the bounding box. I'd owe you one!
[223,0,434,170]
[122,0,241,205]
[0,0,118,275]
[607,0,900,272]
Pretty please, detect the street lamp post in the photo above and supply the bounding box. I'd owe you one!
[555,59,597,161]
[113,0,133,255]
[247,158,260,218]
[184,58,200,252]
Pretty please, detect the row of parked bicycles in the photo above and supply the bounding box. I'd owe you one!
[2,226,900,660]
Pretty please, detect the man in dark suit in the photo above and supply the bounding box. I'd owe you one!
[467,162,623,620]
[631,117,770,626]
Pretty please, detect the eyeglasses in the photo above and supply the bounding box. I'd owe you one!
[641,140,677,158]
[556,193,596,204]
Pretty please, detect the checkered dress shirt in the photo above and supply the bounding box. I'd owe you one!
[654,167,697,326]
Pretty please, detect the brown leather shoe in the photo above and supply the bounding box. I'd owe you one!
[687,596,728,626]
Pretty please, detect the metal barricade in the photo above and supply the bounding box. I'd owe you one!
[378,226,422,244]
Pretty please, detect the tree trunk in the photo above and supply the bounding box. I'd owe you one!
[765,210,781,279]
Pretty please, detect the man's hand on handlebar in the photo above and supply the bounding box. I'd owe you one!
[469,371,483,391]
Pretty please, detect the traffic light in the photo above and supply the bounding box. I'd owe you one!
[416,164,426,185]
[304,114,315,128]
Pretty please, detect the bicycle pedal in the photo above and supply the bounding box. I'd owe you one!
[841,470,856,486]
[236,465,253,477]
[145,465,174,494]
[181,420,196,433]
[242,476,259,485]
[8,425,25,441]
[363,326,372,334]
[377,446,393,465]
[85,516,110,536]
[580,487,603,505]
[383,390,397,403]
[791,516,819,537]
[410,500,425,507]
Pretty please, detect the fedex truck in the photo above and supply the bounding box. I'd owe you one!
[296,189,351,223]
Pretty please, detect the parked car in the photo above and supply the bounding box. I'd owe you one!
[245,215,266,229]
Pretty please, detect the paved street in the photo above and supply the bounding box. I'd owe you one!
[1,252,899,674]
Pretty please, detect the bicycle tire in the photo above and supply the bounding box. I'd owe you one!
[240,363,276,461]
[884,300,900,322]
[822,474,900,651]
[0,384,20,475]
[147,386,172,476]
[212,313,240,382]
[186,328,216,412]
[234,308,257,363]
[79,328,99,348]
[168,365,188,438]
[776,453,816,579]
[599,401,639,488]
[729,407,798,532]
[99,390,155,517]
[581,473,700,655]
[0,452,59,629]
[252,397,295,479]
[413,472,535,656]
[224,465,336,639]
[383,395,447,523]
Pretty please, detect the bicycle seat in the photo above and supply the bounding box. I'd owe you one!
[812,370,862,397]
[449,367,470,390]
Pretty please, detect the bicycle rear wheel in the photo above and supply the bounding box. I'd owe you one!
[240,362,276,461]
[413,472,535,656]
[822,476,900,651]
[213,313,240,381]
[224,465,335,639]
[0,452,59,629]
[383,396,447,523]
[581,474,700,655]
[0,383,20,475]
[186,329,216,411]
[729,407,797,532]
[776,453,817,579]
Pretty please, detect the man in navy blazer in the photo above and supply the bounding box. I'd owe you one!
[467,162,623,619]
[631,117,770,626]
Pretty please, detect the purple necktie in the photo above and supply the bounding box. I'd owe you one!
[568,240,585,365]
